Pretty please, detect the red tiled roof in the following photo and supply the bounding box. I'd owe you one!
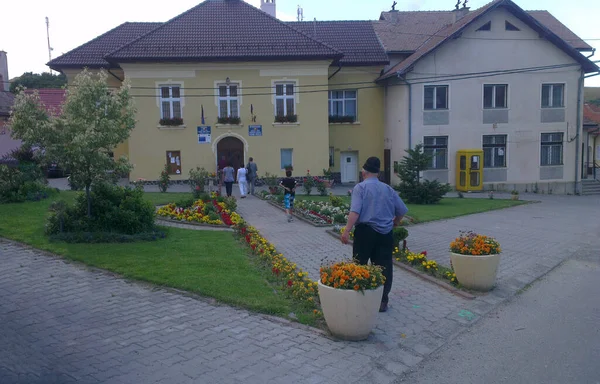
[24,89,66,116]
[584,103,600,126]
[106,0,341,63]
[287,21,389,65]
[377,0,598,80]
[48,22,162,69]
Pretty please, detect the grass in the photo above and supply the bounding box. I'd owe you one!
[0,191,296,319]
[296,195,527,223]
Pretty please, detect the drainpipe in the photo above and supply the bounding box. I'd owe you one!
[396,74,413,149]
[575,69,583,194]
[328,64,342,80]
[108,68,123,82]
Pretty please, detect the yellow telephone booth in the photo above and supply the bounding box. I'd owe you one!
[456,149,484,192]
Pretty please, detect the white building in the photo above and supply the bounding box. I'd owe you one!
[377,0,598,194]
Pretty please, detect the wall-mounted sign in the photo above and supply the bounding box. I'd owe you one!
[249,125,262,137]
[197,126,211,143]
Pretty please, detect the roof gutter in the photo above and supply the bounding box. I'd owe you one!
[586,48,596,59]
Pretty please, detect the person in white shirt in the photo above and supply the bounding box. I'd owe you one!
[237,166,248,198]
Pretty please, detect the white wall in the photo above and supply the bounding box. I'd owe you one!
[387,7,586,194]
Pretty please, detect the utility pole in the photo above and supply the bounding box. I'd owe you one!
[46,17,54,74]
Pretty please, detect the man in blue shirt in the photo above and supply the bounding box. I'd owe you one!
[341,156,408,312]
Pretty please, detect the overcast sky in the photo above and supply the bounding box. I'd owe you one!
[1,0,599,86]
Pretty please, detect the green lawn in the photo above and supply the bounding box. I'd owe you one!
[0,191,293,318]
[297,195,527,223]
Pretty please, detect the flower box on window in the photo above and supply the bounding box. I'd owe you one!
[328,115,356,124]
[217,116,241,125]
[159,117,184,126]
[274,114,298,124]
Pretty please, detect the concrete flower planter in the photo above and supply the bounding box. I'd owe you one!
[450,252,501,291]
[317,281,383,341]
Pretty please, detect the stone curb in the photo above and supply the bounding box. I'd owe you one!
[325,229,476,300]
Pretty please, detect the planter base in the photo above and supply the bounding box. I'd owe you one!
[318,281,383,341]
[450,252,501,291]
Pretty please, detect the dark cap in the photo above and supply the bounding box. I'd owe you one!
[363,156,380,174]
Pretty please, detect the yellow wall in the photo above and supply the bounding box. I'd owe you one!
[328,66,385,175]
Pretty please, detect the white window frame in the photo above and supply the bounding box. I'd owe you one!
[217,83,240,118]
[482,134,507,168]
[541,83,565,109]
[540,132,564,166]
[159,84,182,119]
[423,85,449,110]
[328,90,358,118]
[280,148,294,170]
[423,136,448,170]
[274,82,296,117]
[483,84,508,109]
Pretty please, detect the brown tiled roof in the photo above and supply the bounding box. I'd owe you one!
[106,0,341,63]
[48,22,162,69]
[584,103,600,126]
[378,0,598,80]
[376,8,592,53]
[24,89,66,116]
[0,91,14,117]
[286,21,389,65]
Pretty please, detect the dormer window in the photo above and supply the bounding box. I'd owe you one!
[505,21,520,31]
[476,21,491,31]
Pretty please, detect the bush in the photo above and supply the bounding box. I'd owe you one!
[395,180,451,205]
[329,194,345,207]
[46,183,156,236]
[303,171,316,195]
[316,179,327,196]
[189,167,209,197]
[175,197,197,209]
[158,163,170,193]
[393,226,409,245]
[0,164,56,203]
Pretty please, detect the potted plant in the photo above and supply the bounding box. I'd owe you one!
[318,261,386,341]
[263,172,279,195]
[511,190,519,200]
[449,231,502,291]
[322,168,334,188]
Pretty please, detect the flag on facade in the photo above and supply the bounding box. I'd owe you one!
[201,105,205,125]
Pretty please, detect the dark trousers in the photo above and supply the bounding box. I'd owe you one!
[224,182,233,197]
[352,224,394,304]
[248,177,255,195]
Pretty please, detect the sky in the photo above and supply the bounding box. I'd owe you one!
[1,0,599,86]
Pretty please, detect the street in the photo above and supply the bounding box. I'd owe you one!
[397,251,600,384]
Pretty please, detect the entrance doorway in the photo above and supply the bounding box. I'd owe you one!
[340,152,358,183]
[216,136,244,173]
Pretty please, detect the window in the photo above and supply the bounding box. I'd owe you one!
[275,83,295,117]
[329,90,357,118]
[483,135,507,168]
[218,84,239,118]
[542,84,565,108]
[423,136,448,169]
[166,151,182,175]
[424,85,448,110]
[329,147,335,167]
[160,85,182,119]
[280,148,293,169]
[541,133,563,166]
[484,84,508,109]
[505,21,520,31]
[476,21,491,31]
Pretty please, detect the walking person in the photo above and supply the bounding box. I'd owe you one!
[340,157,408,313]
[237,166,248,198]
[246,157,258,195]
[279,170,297,222]
[222,162,235,197]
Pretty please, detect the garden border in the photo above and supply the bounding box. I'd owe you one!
[325,229,475,300]
[155,218,234,232]
[267,201,334,228]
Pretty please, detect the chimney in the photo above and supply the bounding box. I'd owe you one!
[0,51,8,92]
[260,0,276,18]
[452,0,470,23]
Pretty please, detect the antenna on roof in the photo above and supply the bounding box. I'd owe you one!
[297,5,304,22]
[313,17,317,37]
[46,17,54,74]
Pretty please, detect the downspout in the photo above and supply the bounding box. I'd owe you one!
[328,64,342,80]
[108,68,124,82]
[397,74,412,149]
[575,69,583,194]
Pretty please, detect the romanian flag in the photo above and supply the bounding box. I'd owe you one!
[201,105,205,125]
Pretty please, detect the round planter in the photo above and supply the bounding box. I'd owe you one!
[511,194,519,200]
[450,252,501,291]
[317,281,383,341]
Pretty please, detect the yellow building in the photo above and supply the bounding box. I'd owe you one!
[48,0,389,183]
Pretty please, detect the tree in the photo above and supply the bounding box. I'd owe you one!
[10,69,136,217]
[9,72,67,93]
[394,144,452,204]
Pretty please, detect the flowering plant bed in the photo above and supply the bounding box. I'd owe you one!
[268,201,334,227]
[156,197,242,227]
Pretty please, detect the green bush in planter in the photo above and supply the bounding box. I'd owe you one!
[393,227,409,244]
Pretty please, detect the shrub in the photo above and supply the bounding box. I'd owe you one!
[316,178,327,196]
[329,194,345,207]
[393,226,409,245]
[333,213,346,224]
[46,183,156,237]
[303,171,316,195]
[0,164,55,203]
[189,167,209,197]
[175,197,197,209]
[158,163,170,193]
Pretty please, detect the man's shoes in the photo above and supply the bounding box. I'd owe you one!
[379,302,388,313]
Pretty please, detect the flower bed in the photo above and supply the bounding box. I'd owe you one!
[156,196,242,227]
[393,247,459,287]
[234,220,323,319]
[267,194,349,226]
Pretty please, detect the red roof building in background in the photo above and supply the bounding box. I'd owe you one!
[24,88,66,116]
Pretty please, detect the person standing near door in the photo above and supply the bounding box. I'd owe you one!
[246,157,258,195]
[222,162,235,197]
[237,166,248,198]
[340,156,408,313]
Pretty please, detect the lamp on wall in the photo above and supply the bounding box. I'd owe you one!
[225,77,231,85]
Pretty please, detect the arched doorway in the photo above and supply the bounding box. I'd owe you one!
[216,136,244,172]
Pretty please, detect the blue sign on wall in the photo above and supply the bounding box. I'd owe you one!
[249,125,262,137]
[197,126,211,143]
